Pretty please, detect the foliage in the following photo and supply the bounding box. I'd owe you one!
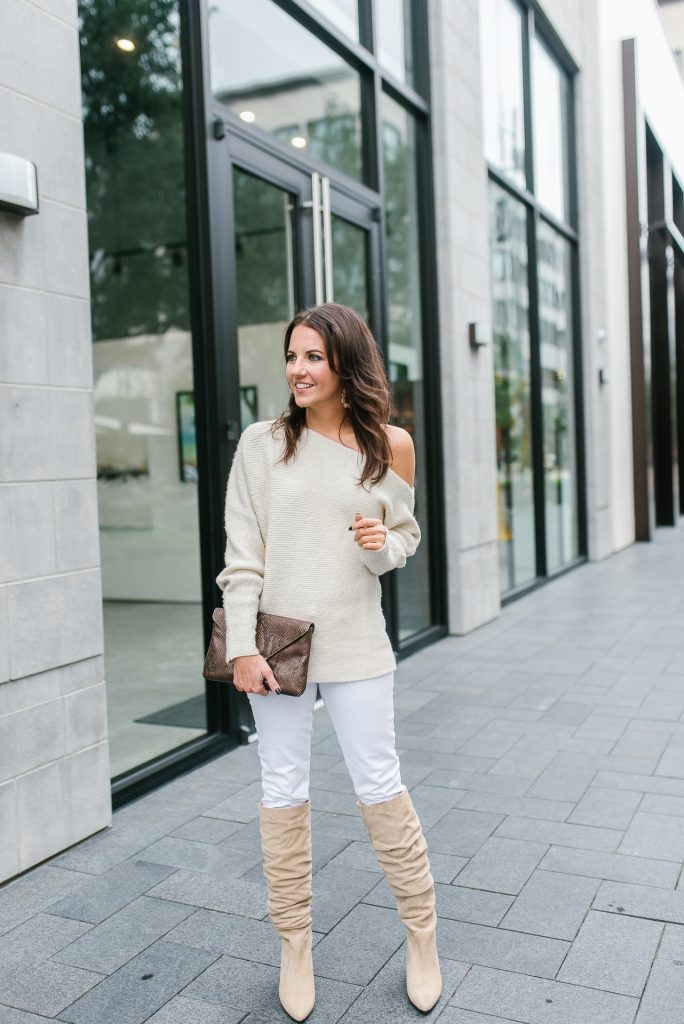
[79,0,190,339]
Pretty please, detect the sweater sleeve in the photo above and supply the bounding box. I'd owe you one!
[355,485,421,576]
[215,427,266,662]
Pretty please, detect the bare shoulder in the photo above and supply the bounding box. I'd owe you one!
[383,424,416,487]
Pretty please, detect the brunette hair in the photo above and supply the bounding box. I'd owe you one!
[270,303,395,489]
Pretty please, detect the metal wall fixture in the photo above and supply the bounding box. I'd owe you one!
[596,328,609,387]
[0,152,39,216]
[468,321,488,349]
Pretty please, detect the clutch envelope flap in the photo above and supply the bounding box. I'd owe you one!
[212,607,313,659]
[256,611,315,660]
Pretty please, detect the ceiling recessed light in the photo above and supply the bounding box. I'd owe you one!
[239,110,256,123]
[291,136,307,149]
[116,37,136,52]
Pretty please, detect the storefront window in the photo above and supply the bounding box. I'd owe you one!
[480,0,526,188]
[537,221,579,570]
[488,183,536,592]
[209,0,365,183]
[533,38,571,222]
[375,0,414,86]
[79,0,206,777]
[382,92,431,638]
[482,5,581,594]
[308,0,359,41]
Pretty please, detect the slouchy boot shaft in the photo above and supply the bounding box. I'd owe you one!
[259,801,315,1021]
[359,786,442,1012]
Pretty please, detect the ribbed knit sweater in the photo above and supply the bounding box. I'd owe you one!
[215,419,421,684]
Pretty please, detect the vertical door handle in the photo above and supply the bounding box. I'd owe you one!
[321,176,334,302]
[311,172,323,304]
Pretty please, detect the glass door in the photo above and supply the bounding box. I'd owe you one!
[223,134,381,431]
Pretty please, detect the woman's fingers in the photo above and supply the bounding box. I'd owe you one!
[263,665,282,695]
[351,518,387,549]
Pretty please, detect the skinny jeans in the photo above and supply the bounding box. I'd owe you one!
[247,671,402,808]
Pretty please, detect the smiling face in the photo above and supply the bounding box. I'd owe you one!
[285,324,343,408]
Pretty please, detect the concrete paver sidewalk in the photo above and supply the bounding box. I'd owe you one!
[1,527,684,1023]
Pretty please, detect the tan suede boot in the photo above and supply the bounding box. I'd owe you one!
[359,787,442,1013]
[259,801,315,1022]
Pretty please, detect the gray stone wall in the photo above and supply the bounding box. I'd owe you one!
[428,0,501,634]
[0,0,110,882]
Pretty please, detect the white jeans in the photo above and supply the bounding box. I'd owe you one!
[247,671,403,808]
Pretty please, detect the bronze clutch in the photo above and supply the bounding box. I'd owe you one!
[202,608,315,697]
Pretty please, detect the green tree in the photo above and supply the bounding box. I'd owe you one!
[79,0,190,339]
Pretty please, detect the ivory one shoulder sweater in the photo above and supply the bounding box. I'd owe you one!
[215,418,421,684]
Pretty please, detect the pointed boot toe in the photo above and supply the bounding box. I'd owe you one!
[278,930,315,1022]
[406,931,442,1013]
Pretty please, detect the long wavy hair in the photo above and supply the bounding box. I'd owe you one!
[270,303,395,489]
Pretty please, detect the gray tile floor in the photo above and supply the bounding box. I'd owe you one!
[2,525,684,1023]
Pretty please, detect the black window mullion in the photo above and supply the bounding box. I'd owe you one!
[358,0,373,51]
[522,2,536,195]
[380,73,429,116]
[571,240,588,559]
[277,0,374,72]
[411,0,430,100]
[361,59,380,192]
[524,4,544,581]
[528,204,547,580]
[565,51,579,232]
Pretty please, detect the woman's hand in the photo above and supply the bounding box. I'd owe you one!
[232,654,281,696]
[350,513,388,550]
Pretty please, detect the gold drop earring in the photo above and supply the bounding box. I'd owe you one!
[340,388,351,409]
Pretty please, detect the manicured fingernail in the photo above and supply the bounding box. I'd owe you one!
[276,688,282,695]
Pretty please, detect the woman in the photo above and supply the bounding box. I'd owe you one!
[216,303,441,1021]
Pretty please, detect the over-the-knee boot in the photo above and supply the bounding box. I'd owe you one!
[358,786,442,1013]
[259,801,315,1022]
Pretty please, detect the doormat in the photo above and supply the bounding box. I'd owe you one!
[135,695,207,730]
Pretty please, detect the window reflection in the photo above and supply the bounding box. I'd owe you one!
[308,0,359,41]
[537,221,579,570]
[480,0,526,187]
[375,0,414,86]
[79,0,206,777]
[488,183,536,592]
[209,0,364,182]
[331,215,370,319]
[382,92,431,638]
[233,168,296,426]
[533,39,571,221]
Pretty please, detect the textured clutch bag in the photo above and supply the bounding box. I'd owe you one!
[202,608,315,697]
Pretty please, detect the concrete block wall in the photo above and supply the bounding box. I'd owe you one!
[0,0,111,882]
[428,0,501,635]
[538,0,620,562]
